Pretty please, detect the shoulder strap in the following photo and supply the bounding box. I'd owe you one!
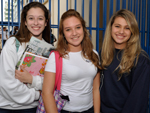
[54,51,62,90]
[50,51,62,90]
[15,38,20,52]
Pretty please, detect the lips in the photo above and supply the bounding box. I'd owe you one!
[32,27,40,30]
[116,35,125,39]
[72,37,79,40]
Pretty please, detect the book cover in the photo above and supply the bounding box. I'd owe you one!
[18,52,48,77]
[16,36,54,70]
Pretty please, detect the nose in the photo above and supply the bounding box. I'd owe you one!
[34,19,38,25]
[72,29,77,35]
[119,28,124,34]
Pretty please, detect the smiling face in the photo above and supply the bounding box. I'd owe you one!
[25,7,47,40]
[111,16,132,49]
[63,16,84,52]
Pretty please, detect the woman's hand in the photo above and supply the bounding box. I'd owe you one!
[15,65,33,84]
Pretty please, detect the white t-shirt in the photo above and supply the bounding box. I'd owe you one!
[45,50,98,112]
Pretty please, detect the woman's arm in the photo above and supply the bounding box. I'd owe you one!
[0,38,40,104]
[42,71,58,113]
[93,72,100,113]
[121,54,150,113]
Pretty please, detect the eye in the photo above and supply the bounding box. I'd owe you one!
[115,25,119,28]
[39,18,44,20]
[66,29,70,31]
[125,27,130,30]
[76,26,81,29]
[29,17,33,20]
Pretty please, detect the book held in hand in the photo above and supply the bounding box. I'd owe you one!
[18,52,48,77]
[16,36,55,75]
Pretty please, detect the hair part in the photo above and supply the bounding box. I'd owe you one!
[101,9,142,80]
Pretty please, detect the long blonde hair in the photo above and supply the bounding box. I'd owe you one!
[57,9,101,69]
[101,9,141,79]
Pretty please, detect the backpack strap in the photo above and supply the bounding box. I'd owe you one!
[15,38,20,52]
[50,51,62,90]
[54,51,62,90]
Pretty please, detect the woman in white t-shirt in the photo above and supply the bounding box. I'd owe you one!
[42,9,101,113]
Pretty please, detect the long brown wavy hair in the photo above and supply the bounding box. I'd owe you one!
[57,9,101,69]
[101,9,142,79]
[14,2,50,43]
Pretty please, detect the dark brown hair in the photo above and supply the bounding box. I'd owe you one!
[14,2,50,43]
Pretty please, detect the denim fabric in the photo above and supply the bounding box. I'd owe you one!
[61,107,94,113]
[0,107,37,113]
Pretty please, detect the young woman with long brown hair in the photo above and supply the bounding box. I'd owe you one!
[42,9,101,113]
[0,2,52,113]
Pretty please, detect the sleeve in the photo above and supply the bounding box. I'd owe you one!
[93,49,101,66]
[0,38,40,105]
[93,49,100,59]
[27,76,43,91]
[121,54,150,113]
[93,49,99,55]
[45,52,56,73]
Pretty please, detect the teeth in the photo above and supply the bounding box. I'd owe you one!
[72,37,78,39]
[117,36,123,38]
[33,28,39,30]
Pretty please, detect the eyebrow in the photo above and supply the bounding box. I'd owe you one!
[64,24,82,29]
[27,15,44,18]
[113,23,129,27]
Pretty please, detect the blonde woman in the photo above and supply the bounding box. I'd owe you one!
[100,9,150,113]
